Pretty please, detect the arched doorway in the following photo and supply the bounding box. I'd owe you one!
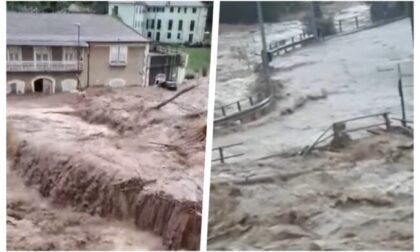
[31,76,55,94]
[34,79,43,92]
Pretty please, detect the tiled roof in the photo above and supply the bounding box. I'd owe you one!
[7,12,148,45]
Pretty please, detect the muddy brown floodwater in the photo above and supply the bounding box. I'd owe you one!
[7,78,208,250]
[209,130,413,250]
[7,166,164,250]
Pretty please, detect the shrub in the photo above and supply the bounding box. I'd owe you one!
[316,17,337,37]
[369,2,406,22]
[202,67,208,77]
[185,73,195,80]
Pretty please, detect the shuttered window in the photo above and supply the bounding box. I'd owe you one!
[7,46,21,61]
[63,47,76,61]
[109,45,128,65]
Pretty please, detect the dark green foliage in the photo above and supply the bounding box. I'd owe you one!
[7,1,108,14]
[313,2,323,18]
[185,73,195,80]
[201,67,208,77]
[220,1,305,24]
[316,17,336,36]
[368,2,407,22]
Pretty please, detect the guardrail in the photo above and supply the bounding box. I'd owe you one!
[267,33,315,58]
[302,112,392,156]
[335,15,371,33]
[214,16,409,126]
[212,142,244,164]
[214,91,273,125]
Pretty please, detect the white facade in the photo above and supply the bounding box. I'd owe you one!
[109,2,208,44]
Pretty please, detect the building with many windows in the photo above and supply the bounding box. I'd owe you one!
[6,12,150,94]
[109,1,208,44]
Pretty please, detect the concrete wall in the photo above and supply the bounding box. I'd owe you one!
[88,42,148,87]
[6,42,148,94]
[7,72,81,93]
[7,47,85,93]
[108,3,136,29]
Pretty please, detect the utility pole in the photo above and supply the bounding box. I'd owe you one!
[256,1,269,88]
[408,1,413,42]
[75,23,81,90]
[310,2,318,39]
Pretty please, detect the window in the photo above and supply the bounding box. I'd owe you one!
[147,7,151,12]
[161,7,165,12]
[190,20,195,31]
[178,20,183,31]
[7,46,21,61]
[170,7,174,12]
[177,33,181,39]
[63,47,76,61]
[112,6,118,16]
[151,19,155,29]
[109,45,127,65]
[156,32,160,42]
[157,19,161,30]
[188,34,193,44]
[168,20,173,30]
[146,20,149,29]
[184,7,187,13]
[167,32,171,39]
[193,7,197,13]
[147,32,152,38]
[34,47,51,62]
[178,7,181,13]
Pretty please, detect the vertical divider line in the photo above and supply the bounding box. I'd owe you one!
[200,1,220,251]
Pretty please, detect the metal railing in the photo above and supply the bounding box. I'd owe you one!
[333,15,408,36]
[214,16,409,127]
[267,33,315,57]
[335,15,371,33]
[215,92,264,118]
[7,60,82,72]
[214,91,273,125]
[302,112,392,156]
[212,142,244,164]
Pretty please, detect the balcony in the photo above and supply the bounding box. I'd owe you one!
[7,60,83,72]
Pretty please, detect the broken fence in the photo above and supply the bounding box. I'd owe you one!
[212,142,244,164]
[267,33,315,58]
[335,15,371,33]
[302,112,393,156]
[214,91,273,125]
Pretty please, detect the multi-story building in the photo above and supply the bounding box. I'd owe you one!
[108,1,208,44]
[6,12,150,94]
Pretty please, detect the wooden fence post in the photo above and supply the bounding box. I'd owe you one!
[218,148,224,164]
[355,16,359,29]
[339,20,343,33]
[397,64,407,127]
[249,97,254,106]
[383,113,391,130]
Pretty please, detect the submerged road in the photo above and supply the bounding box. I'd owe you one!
[213,19,413,164]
